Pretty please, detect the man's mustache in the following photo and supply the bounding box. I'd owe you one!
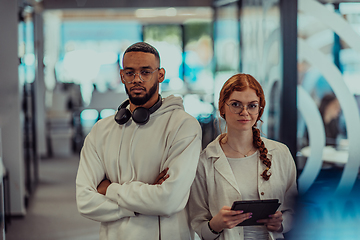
[130,85,146,91]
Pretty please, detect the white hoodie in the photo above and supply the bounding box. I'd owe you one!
[76,95,202,240]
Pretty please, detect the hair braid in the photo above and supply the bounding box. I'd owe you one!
[252,127,271,180]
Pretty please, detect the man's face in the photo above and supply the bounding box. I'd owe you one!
[120,52,164,106]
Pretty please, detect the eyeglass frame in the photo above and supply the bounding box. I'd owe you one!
[121,67,160,84]
[225,101,262,115]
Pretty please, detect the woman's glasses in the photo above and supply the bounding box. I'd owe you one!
[226,101,261,115]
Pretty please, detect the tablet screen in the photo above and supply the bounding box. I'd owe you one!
[231,199,281,226]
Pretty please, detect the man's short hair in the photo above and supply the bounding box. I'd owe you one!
[123,42,160,66]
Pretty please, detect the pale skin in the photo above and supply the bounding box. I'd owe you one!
[208,207,252,232]
[210,88,283,233]
[97,51,167,195]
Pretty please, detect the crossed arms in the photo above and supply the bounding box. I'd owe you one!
[76,120,201,222]
[97,168,170,195]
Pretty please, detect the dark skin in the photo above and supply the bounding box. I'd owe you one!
[97,168,170,195]
[97,51,169,196]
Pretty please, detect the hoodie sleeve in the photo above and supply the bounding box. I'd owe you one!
[76,123,135,222]
[105,116,202,216]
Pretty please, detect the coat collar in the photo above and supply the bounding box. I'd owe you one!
[205,135,277,159]
[204,135,278,195]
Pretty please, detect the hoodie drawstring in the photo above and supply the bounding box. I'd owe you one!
[128,125,139,182]
[116,124,126,182]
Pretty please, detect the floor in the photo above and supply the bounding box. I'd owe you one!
[4,154,201,240]
[4,155,360,240]
[5,155,99,240]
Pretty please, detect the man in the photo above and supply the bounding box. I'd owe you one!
[76,42,202,240]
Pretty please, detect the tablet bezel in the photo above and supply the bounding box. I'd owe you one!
[230,199,281,226]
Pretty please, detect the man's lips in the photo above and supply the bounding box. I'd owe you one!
[130,86,145,93]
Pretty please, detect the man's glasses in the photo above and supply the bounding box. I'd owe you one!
[122,68,159,83]
[226,101,261,115]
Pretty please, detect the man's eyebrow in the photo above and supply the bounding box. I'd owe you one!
[123,66,152,70]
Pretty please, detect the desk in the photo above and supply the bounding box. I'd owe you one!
[301,146,348,165]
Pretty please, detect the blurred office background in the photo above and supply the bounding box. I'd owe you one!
[0,0,360,239]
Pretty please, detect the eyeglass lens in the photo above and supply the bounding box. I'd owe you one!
[123,69,158,83]
[228,102,259,115]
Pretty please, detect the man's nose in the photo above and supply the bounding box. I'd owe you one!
[133,73,142,83]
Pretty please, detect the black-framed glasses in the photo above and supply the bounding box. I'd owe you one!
[226,101,261,115]
[122,68,160,83]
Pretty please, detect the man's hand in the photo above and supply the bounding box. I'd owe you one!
[257,211,283,232]
[153,168,169,185]
[97,179,111,195]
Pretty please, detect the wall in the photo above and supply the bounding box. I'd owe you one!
[0,0,26,215]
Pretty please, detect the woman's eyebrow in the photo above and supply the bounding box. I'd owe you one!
[228,99,259,104]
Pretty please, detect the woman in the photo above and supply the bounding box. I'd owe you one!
[189,73,298,240]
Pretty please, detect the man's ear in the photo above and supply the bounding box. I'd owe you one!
[158,68,165,83]
[120,70,125,84]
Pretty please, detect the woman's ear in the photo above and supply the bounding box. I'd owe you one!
[222,114,226,120]
[219,109,225,119]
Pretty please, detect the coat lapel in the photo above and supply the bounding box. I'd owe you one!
[214,156,241,195]
[207,136,241,195]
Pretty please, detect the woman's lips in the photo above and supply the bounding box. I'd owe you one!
[238,119,250,123]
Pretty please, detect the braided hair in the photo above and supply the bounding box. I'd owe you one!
[253,127,271,180]
[219,73,271,181]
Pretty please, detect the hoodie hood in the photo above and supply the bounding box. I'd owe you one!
[114,94,186,183]
[152,95,184,116]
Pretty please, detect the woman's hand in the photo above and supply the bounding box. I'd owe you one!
[257,211,283,232]
[153,168,169,185]
[97,179,111,195]
[209,206,253,233]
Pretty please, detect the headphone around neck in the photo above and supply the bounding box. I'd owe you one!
[114,95,162,125]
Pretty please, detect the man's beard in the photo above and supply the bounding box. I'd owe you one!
[125,81,158,106]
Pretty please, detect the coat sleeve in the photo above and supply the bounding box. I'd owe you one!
[105,118,202,216]
[188,154,220,240]
[279,146,298,233]
[76,123,135,222]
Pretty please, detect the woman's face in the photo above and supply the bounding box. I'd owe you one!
[224,88,260,133]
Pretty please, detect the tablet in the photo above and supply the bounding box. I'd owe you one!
[230,199,281,226]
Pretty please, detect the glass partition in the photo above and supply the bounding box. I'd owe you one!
[297,0,360,196]
[213,2,240,140]
[291,1,360,240]
[143,24,183,94]
[144,22,215,148]
[240,0,282,140]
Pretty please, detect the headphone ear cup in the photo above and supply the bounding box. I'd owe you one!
[114,108,132,125]
[115,95,162,126]
[132,107,150,125]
